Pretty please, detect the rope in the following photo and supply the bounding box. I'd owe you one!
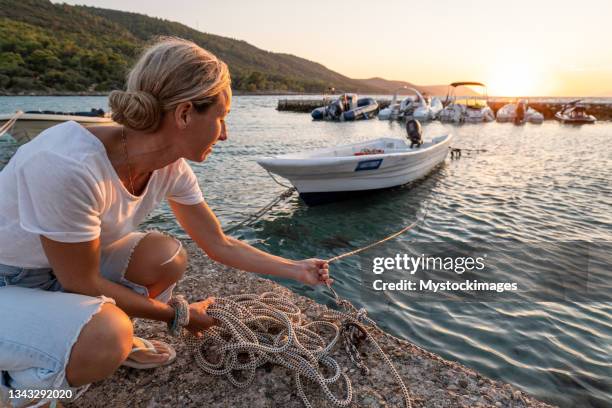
[223,187,296,234]
[222,170,298,235]
[452,148,487,153]
[179,292,412,407]
[199,169,436,406]
[324,192,431,264]
[0,110,23,139]
[449,147,487,159]
[326,219,419,263]
[266,169,294,189]
[184,206,427,406]
[324,286,412,408]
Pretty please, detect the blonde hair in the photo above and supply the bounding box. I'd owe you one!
[109,37,230,132]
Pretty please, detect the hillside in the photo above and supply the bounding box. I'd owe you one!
[0,0,447,95]
[0,0,387,94]
[357,77,480,97]
[77,6,380,93]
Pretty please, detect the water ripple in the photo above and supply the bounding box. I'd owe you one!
[1,96,611,407]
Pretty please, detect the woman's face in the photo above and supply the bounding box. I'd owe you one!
[182,87,231,162]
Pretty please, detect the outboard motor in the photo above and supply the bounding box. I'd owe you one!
[326,100,344,120]
[406,119,423,148]
[514,100,526,125]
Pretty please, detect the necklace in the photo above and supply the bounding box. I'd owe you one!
[121,126,136,195]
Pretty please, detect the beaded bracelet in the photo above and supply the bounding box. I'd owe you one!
[167,295,189,337]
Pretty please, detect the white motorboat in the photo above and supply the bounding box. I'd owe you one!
[0,110,115,144]
[439,82,495,123]
[378,88,442,121]
[258,133,453,205]
[496,99,544,124]
[413,95,443,121]
[555,100,596,124]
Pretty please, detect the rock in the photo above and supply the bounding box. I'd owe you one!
[361,394,377,407]
[64,241,555,408]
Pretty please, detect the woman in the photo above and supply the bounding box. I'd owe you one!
[0,37,331,408]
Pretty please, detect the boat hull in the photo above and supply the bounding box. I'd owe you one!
[0,114,115,144]
[258,135,452,205]
[496,104,544,124]
[377,106,399,120]
[554,112,596,124]
[299,186,398,206]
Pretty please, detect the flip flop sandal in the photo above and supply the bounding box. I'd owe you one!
[121,337,176,369]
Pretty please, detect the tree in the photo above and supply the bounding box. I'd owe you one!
[26,49,61,69]
[0,52,24,73]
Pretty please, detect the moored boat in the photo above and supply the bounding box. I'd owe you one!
[311,93,379,121]
[554,100,596,124]
[0,109,115,144]
[496,99,544,124]
[413,94,443,122]
[439,82,495,123]
[258,133,452,205]
[378,87,443,121]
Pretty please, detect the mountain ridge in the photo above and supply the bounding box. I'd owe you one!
[0,0,459,95]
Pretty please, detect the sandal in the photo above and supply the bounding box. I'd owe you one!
[121,337,176,369]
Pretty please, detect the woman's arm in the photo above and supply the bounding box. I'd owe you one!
[169,200,331,285]
[40,236,175,323]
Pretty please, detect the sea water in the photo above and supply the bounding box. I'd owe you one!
[1,95,610,407]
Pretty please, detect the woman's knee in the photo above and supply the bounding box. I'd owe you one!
[155,235,187,284]
[96,303,133,356]
[125,232,188,287]
[65,303,133,387]
[167,244,188,279]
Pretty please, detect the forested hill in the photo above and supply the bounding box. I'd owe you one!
[0,0,390,94]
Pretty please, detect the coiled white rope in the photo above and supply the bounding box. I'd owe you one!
[178,292,412,407]
[203,165,436,406]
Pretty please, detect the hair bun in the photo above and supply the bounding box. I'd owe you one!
[109,90,162,132]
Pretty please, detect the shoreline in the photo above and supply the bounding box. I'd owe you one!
[0,91,313,97]
[2,91,611,98]
[67,240,555,408]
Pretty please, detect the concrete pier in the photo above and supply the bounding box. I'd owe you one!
[277,97,612,120]
[277,98,391,113]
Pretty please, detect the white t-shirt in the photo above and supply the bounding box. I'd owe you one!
[0,121,204,268]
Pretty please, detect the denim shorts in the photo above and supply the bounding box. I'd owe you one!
[0,230,178,408]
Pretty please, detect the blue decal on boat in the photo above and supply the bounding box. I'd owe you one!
[355,159,383,171]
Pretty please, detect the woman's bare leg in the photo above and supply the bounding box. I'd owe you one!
[116,231,187,364]
[64,303,133,387]
[123,231,188,299]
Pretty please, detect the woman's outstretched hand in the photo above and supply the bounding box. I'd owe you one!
[294,259,333,286]
[185,297,217,337]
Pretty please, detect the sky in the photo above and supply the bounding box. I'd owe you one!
[57,0,612,96]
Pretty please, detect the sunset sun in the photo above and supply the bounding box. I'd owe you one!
[488,62,539,97]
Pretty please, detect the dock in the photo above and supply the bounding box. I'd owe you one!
[277,98,392,113]
[277,97,612,120]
